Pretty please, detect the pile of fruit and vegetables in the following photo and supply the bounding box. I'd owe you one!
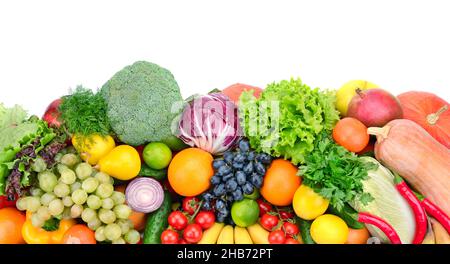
[0,62,449,244]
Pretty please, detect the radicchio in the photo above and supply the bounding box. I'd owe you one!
[177,93,241,155]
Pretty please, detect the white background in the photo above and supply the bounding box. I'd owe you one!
[1,0,449,116]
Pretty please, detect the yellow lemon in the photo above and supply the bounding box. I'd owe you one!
[292,185,329,220]
[310,214,349,244]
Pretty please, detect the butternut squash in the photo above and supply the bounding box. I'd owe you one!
[368,119,450,216]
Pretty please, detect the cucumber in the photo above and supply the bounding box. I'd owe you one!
[297,217,315,244]
[328,203,365,229]
[139,164,167,181]
[143,191,172,244]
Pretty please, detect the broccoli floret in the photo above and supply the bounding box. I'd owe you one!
[101,61,183,146]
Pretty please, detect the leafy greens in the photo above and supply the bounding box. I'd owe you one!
[299,132,377,211]
[239,78,340,165]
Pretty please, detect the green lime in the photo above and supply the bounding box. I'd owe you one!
[244,188,260,200]
[161,135,188,152]
[231,198,260,227]
[143,142,173,170]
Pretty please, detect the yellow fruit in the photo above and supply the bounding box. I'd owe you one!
[217,225,234,244]
[310,214,349,244]
[293,185,329,220]
[197,223,224,244]
[72,135,116,165]
[234,226,253,244]
[246,223,269,244]
[97,145,141,181]
[336,80,378,116]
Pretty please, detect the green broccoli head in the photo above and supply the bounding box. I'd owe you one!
[101,61,183,146]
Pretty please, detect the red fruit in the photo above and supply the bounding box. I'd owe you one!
[285,237,300,244]
[257,199,272,217]
[0,195,17,209]
[268,230,286,244]
[134,145,145,163]
[279,210,295,220]
[161,230,179,244]
[183,224,203,244]
[282,222,299,237]
[260,213,279,231]
[222,83,263,105]
[168,211,188,231]
[347,88,403,127]
[42,98,62,128]
[194,211,215,230]
[178,238,188,244]
[182,197,200,215]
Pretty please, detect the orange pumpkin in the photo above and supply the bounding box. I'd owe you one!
[222,83,262,104]
[397,91,449,148]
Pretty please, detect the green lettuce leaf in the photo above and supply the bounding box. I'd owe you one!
[238,78,340,165]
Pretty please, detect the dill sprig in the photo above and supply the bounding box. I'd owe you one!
[59,86,111,137]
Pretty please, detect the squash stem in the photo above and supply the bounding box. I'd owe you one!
[367,126,390,139]
[426,104,448,125]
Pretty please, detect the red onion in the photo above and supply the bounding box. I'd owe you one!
[125,177,164,213]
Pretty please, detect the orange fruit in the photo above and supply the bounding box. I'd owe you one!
[346,227,370,244]
[168,148,214,197]
[0,207,26,244]
[260,159,301,206]
[115,185,148,231]
[62,224,96,244]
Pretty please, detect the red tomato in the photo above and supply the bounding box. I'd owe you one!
[194,211,215,230]
[161,230,179,244]
[332,117,370,153]
[183,224,203,244]
[283,222,299,237]
[257,199,272,217]
[168,211,188,231]
[178,238,188,244]
[268,230,286,244]
[182,197,200,215]
[279,210,294,220]
[260,213,279,231]
[62,224,96,244]
[284,237,300,244]
[134,145,145,163]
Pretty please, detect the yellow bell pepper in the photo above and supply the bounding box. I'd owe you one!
[22,212,76,244]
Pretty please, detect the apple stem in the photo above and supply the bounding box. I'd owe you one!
[355,88,364,98]
[426,104,448,125]
[367,126,391,140]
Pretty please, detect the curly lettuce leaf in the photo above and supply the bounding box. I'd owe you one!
[0,103,28,130]
[239,78,339,164]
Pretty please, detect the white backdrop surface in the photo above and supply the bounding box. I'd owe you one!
[1,0,449,116]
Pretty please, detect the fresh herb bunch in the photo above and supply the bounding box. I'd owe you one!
[299,132,377,211]
[59,86,111,137]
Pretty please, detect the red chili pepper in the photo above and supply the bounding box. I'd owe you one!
[393,174,427,244]
[414,192,450,234]
[358,212,402,244]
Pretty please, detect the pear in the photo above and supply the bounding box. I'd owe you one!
[97,145,141,181]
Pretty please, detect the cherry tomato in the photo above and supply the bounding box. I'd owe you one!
[279,210,294,220]
[178,238,188,244]
[268,230,286,244]
[194,211,215,230]
[260,213,279,231]
[257,199,272,217]
[161,229,179,244]
[183,224,203,244]
[285,237,300,244]
[182,197,200,215]
[168,211,188,231]
[283,222,299,237]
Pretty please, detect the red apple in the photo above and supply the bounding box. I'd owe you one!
[42,98,62,128]
[347,88,403,127]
